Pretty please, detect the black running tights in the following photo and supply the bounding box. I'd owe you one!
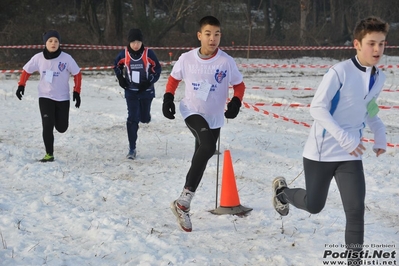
[279,158,365,253]
[183,115,220,192]
[39,97,70,155]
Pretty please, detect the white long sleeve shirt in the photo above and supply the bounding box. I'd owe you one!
[303,56,387,162]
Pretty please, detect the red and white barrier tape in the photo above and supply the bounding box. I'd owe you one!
[4,62,399,73]
[252,102,399,110]
[2,44,399,51]
[230,85,399,92]
[243,101,399,148]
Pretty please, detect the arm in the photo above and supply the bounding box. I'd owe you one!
[367,114,386,156]
[113,50,125,76]
[310,69,359,154]
[225,82,246,119]
[165,76,181,95]
[162,76,181,119]
[232,81,245,101]
[18,70,31,86]
[16,70,32,100]
[147,49,162,84]
[73,71,82,93]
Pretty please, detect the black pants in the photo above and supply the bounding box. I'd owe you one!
[279,158,365,256]
[39,97,70,155]
[184,115,220,192]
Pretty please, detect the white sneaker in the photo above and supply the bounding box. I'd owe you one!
[170,200,192,232]
[176,188,195,210]
[272,176,289,216]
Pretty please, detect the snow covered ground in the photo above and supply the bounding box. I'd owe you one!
[0,56,398,265]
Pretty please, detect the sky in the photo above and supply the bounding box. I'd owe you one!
[0,56,398,266]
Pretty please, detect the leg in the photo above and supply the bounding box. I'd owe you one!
[334,161,365,264]
[125,90,140,152]
[39,98,56,155]
[184,115,220,192]
[139,98,153,123]
[54,100,70,133]
[279,158,338,214]
[171,115,219,233]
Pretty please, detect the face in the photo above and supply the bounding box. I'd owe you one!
[354,32,386,67]
[197,24,221,56]
[129,41,142,51]
[45,37,60,52]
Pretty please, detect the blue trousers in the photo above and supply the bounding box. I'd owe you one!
[125,89,153,151]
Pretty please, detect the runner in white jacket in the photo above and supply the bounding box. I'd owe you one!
[272,16,389,266]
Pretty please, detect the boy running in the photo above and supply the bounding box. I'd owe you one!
[16,30,82,162]
[272,16,389,265]
[162,16,246,232]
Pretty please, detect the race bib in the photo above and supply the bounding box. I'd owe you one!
[196,80,212,101]
[45,70,54,83]
[367,98,379,118]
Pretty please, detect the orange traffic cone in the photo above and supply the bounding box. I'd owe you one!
[210,150,252,216]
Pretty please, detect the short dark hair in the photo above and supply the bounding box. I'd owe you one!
[353,16,389,41]
[198,16,221,31]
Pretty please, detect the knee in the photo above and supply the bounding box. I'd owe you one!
[307,203,325,214]
[200,141,216,158]
[127,118,139,125]
[56,125,68,133]
[345,207,365,222]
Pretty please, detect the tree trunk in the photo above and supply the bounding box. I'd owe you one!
[104,0,123,44]
[300,0,310,41]
[81,0,103,44]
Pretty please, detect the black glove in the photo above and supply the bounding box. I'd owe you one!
[73,91,81,108]
[138,81,151,93]
[16,85,25,100]
[162,93,175,119]
[117,74,128,89]
[224,96,241,119]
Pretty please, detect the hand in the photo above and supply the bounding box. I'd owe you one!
[349,143,366,157]
[162,93,175,119]
[117,74,128,89]
[16,85,25,100]
[224,96,241,119]
[373,148,386,157]
[73,91,81,108]
[138,81,151,93]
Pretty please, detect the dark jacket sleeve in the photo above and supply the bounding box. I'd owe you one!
[147,49,162,84]
[113,50,125,76]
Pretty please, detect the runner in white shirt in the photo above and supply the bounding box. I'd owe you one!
[162,16,246,232]
[272,17,389,266]
[16,30,82,162]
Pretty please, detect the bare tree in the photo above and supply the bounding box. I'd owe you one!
[104,0,123,44]
[299,0,310,41]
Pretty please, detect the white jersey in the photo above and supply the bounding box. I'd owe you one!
[303,56,387,161]
[23,51,81,101]
[171,48,243,129]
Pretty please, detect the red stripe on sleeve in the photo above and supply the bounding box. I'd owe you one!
[73,71,82,94]
[232,81,245,101]
[18,70,31,86]
[165,76,181,95]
